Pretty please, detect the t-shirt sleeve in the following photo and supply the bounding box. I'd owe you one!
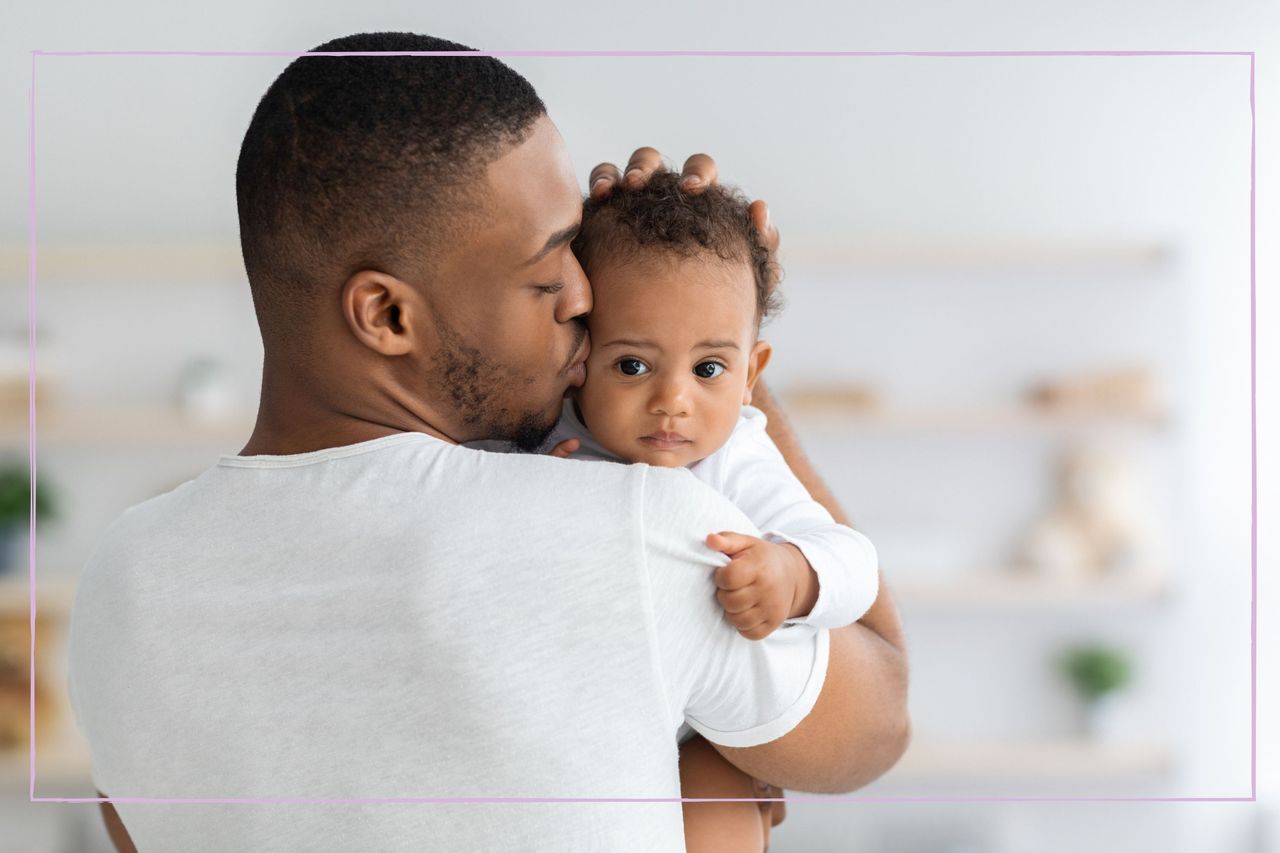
[712,408,880,630]
[639,466,830,748]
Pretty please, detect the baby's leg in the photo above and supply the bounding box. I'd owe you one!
[679,734,784,852]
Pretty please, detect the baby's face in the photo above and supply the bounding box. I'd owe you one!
[577,252,771,468]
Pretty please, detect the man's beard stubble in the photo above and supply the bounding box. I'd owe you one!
[432,317,564,452]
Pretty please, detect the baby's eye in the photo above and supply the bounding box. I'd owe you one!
[617,358,650,377]
[694,361,726,379]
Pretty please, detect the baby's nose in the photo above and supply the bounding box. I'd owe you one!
[650,379,691,416]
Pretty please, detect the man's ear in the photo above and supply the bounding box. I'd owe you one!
[743,339,773,406]
[341,270,417,356]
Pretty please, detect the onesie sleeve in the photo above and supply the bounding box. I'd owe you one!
[706,406,880,630]
[639,466,830,748]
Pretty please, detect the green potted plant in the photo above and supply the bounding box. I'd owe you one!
[0,462,57,576]
[1059,642,1132,740]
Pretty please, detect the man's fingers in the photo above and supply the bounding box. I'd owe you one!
[549,438,580,459]
[680,153,719,193]
[748,199,780,254]
[748,199,783,294]
[622,147,664,188]
[588,162,623,199]
[591,150,720,197]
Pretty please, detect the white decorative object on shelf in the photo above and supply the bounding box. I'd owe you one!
[1015,443,1164,584]
[176,357,240,421]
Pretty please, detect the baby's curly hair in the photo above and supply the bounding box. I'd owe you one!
[572,169,783,326]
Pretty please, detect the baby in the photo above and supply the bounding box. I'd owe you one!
[541,170,881,849]
[545,170,880,643]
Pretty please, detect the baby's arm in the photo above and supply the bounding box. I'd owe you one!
[700,407,880,634]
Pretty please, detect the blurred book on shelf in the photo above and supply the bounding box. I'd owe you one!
[0,613,58,755]
[1026,365,1161,418]
[784,382,884,413]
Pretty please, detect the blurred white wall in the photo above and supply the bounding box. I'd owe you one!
[2,2,1276,852]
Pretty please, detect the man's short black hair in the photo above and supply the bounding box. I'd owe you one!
[235,32,546,345]
[572,169,783,327]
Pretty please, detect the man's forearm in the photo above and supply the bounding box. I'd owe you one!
[730,382,911,790]
[751,382,908,654]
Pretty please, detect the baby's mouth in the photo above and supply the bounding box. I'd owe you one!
[639,431,692,450]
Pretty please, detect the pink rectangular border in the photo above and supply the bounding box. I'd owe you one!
[25,48,1257,807]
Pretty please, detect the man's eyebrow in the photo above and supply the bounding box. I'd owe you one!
[523,223,581,266]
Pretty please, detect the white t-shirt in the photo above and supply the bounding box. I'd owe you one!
[538,400,880,631]
[66,432,829,852]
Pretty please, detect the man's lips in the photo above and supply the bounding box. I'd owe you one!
[562,331,590,386]
[639,431,691,450]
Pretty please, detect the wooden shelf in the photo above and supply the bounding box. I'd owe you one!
[0,399,1166,446]
[780,237,1172,273]
[894,572,1170,609]
[786,401,1167,433]
[1,406,253,447]
[1,243,244,281]
[889,737,1170,780]
[2,239,1172,281]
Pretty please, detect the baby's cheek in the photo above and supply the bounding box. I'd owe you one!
[702,404,743,453]
[577,380,630,447]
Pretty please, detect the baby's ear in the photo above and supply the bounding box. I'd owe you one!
[743,340,773,405]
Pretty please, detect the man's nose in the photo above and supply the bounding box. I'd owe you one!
[556,251,592,323]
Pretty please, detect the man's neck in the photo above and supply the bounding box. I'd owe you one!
[238,361,455,457]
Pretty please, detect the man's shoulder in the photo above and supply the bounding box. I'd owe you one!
[639,464,759,541]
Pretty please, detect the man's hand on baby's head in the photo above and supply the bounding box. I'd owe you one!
[586,148,781,293]
[588,149,717,199]
[705,532,818,641]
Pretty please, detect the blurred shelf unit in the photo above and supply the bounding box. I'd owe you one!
[890,737,1171,780]
[0,243,245,282]
[780,237,1173,274]
[1,239,1173,283]
[0,398,1167,446]
[0,406,254,447]
[892,572,1170,610]
[3,571,1169,617]
[783,397,1167,434]
[783,363,1166,433]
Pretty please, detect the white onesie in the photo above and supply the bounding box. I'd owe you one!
[537,399,881,634]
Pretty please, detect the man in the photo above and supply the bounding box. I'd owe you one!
[68,31,909,852]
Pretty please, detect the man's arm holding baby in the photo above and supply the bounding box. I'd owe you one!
[713,381,911,793]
